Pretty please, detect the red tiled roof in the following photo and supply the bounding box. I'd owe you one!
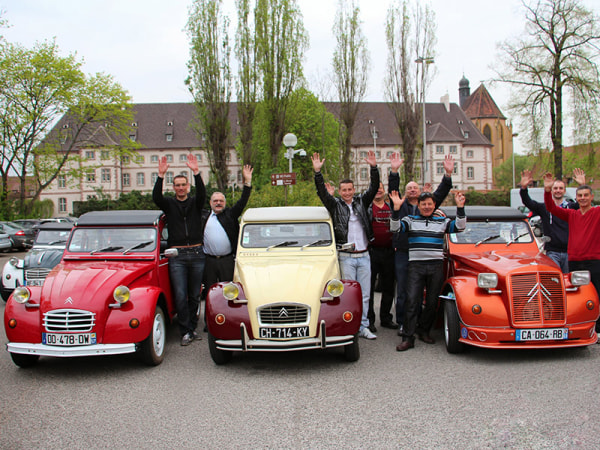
[462,84,506,120]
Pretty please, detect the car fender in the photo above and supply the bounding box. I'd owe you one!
[443,276,510,327]
[4,290,44,343]
[317,280,362,336]
[206,283,252,340]
[2,260,23,290]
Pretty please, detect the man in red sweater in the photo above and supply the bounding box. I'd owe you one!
[543,172,600,332]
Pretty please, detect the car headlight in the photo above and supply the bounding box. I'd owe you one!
[8,257,18,267]
[223,282,239,300]
[113,285,131,304]
[477,273,498,289]
[13,286,31,304]
[570,270,590,286]
[326,279,344,297]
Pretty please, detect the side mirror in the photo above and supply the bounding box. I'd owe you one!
[164,248,179,258]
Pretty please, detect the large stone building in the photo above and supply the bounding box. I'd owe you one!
[41,97,496,216]
[459,77,515,187]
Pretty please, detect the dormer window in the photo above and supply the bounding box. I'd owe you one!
[131,122,138,127]
[166,134,173,142]
[167,121,173,126]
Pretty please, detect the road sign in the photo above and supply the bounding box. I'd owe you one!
[271,173,296,186]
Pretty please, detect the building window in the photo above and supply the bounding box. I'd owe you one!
[196,153,202,162]
[179,154,187,162]
[436,163,444,175]
[386,151,394,158]
[467,167,474,179]
[436,145,444,154]
[86,171,96,183]
[151,172,159,185]
[453,164,459,175]
[129,134,137,142]
[166,154,173,163]
[360,168,368,180]
[101,168,111,182]
[179,171,188,179]
[121,155,130,164]
[483,124,492,142]
[466,150,474,158]
[58,175,66,188]
[226,153,231,162]
[136,172,145,186]
[376,151,381,159]
[122,173,130,187]
[449,145,457,154]
[166,172,174,184]
[58,198,67,213]
[101,150,110,160]
[360,151,367,158]
[237,170,242,183]
[464,131,470,139]
[151,155,159,163]
[85,151,95,160]
[136,155,144,164]
[166,134,173,142]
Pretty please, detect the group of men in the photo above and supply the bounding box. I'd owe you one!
[520,168,600,333]
[312,151,466,351]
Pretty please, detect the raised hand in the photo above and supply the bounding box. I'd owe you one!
[158,156,169,177]
[454,191,466,208]
[390,152,404,173]
[423,182,432,193]
[324,182,335,197]
[364,150,377,167]
[573,168,586,185]
[186,154,199,175]
[389,190,404,211]
[520,170,533,189]
[311,153,325,172]
[443,154,455,176]
[243,164,253,184]
[542,172,555,191]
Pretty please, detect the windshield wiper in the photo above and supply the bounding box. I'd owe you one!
[506,232,530,246]
[266,240,298,250]
[47,239,67,245]
[123,240,154,254]
[475,235,502,247]
[302,239,332,249]
[90,245,123,255]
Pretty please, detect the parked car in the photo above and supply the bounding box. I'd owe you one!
[205,206,362,365]
[4,210,175,367]
[0,232,11,252]
[1,222,74,301]
[0,221,35,251]
[12,219,42,231]
[439,206,599,353]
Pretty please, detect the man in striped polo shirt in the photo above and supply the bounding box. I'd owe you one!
[389,190,466,351]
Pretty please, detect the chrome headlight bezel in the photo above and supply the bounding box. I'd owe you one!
[570,270,590,286]
[326,279,344,298]
[223,282,240,301]
[113,285,131,304]
[13,286,31,304]
[477,273,498,289]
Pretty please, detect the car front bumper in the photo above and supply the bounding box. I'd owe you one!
[7,342,137,357]
[213,322,356,352]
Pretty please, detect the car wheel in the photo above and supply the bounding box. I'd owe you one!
[343,333,360,362]
[444,299,465,354]
[139,305,167,366]
[10,352,40,368]
[208,332,232,365]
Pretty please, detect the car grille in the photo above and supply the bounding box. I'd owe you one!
[43,309,96,332]
[25,268,52,281]
[510,272,565,324]
[258,304,310,325]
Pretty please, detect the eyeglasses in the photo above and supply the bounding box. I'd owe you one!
[418,192,434,201]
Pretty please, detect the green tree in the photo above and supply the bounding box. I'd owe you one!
[384,0,437,183]
[332,0,369,179]
[235,0,258,166]
[255,0,309,167]
[0,39,136,217]
[496,0,600,178]
[493,153,534,190]
[186,0,232,191]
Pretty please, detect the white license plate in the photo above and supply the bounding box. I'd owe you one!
[43,333,96,346]
[259,326,309,339]
[26,279,44,287]
[515,328,568,341]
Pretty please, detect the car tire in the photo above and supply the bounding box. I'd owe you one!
[208,332,232,365]
[10,352,40,368]
[0,278,10,302]
[444,299,465,354]
[139,305,167,366]
[343,333,360,362]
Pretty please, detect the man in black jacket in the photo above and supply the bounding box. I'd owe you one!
[312,150,380,340]
[153,154,206,346]
[203,164,253,294]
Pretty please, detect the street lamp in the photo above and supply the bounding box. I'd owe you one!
[369,121,378,153]
[512,133,519,188]
[283,133,306,173]
[415,56,434,184]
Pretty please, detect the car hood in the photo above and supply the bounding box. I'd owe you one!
[39,260,155,311]
[453,249,559,276]
[235,253,339,306]
[24,249,64,269]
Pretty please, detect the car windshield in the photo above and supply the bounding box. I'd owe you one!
[67,227,157,253]
[449,220,533,245]
[241,222,332,249]
[35,230,71,246]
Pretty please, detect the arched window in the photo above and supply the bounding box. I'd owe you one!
[483,124,492,142]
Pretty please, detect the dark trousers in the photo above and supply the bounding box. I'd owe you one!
[569,259,600,330]
[403,260,444,340]
[368,246,395,325]
[394,250,409,326]
[204,253,235,293]
[169,247,206,336]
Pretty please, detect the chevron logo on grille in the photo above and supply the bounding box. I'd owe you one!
[526,282,552,303]
[278,308,289,318]
[65,297,73,304]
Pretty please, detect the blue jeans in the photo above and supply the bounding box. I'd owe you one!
[339,252,371,330]
[394,251,409,327]
[546,250,568,273]
[169,246,206,336]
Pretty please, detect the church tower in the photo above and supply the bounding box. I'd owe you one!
[460,79,514,188]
